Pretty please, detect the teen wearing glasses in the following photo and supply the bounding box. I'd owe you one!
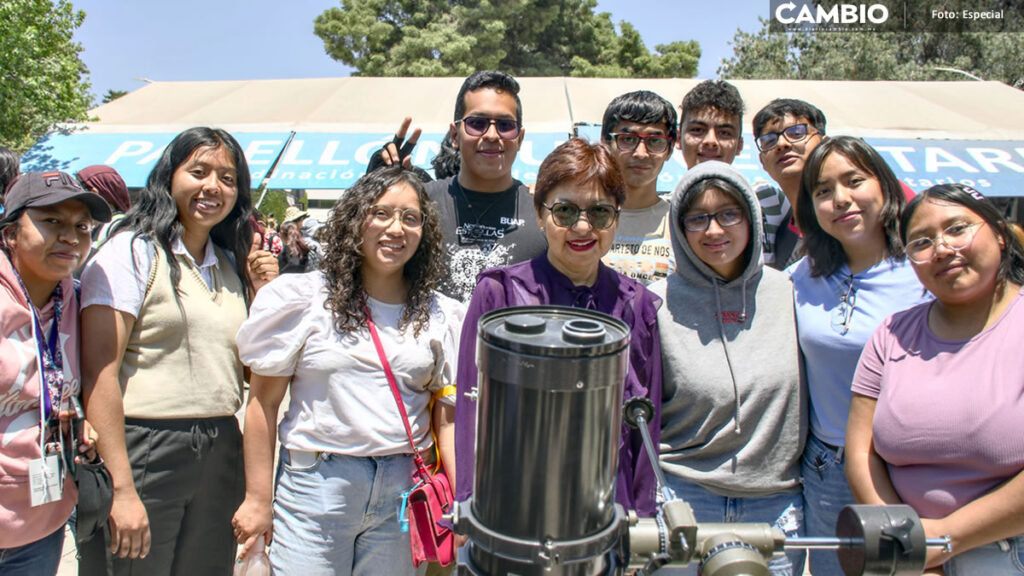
[652,161,806,576]
[788,136,928,576]
[752,99,828,269]
[416,71,547,302]
[232,167,463,575]
[451,138,663,518]
[847,184,1024,575]
[599,90,678,285]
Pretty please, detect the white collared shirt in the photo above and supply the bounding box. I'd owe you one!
[81,232,222,315]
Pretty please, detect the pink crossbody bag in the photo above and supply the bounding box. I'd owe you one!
[364,305,456,567]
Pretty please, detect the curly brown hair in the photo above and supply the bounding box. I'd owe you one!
[320,166,446,337]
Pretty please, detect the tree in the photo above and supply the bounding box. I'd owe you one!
[256,188,290,225]
[0,0,92,151]
[313,0,700,78]
[719,3,1024,89]
[102,89,129,103]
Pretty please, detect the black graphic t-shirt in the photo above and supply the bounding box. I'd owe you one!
[426,177,547,302]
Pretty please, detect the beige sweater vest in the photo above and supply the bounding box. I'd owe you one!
[120,243,248,419]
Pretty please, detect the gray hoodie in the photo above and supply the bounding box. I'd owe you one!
[648,161,805,497]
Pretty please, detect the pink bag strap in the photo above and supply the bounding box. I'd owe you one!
[364,303,431,479]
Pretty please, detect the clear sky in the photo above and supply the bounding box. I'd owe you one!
[72,0,767,103]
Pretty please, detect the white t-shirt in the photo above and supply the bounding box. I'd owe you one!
[602,197,675,285]
[236,271,465,457]
[81,231,221,314]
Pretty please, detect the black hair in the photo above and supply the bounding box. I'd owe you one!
[902,184,1024,287]
[752,98,827,138]
[113,127,255,298]
[680,80,745,126]
[453,71,522,124]
[320,166,445,337]
[0,147,19,198]
[431,132,461,179]
[798,136,906,277]
[600,90,678,144]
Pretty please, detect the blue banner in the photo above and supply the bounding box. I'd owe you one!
[21,132,291,187]
[577,125,1024,197]
[22,130,1024,196]
[263,131,570,189]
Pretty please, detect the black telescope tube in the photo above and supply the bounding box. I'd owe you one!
[468,306,631,575]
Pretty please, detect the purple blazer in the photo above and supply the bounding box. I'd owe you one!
[454,254,663,516]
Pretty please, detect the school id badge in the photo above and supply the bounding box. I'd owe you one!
[29,447,64,507]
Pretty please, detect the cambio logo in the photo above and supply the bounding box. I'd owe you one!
[774,2,890,25]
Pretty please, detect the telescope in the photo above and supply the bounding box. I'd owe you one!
[452,306,950,576]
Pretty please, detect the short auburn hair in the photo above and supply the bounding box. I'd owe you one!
[533,138,625,213]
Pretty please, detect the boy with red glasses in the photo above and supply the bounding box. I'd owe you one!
[599,90,678,285]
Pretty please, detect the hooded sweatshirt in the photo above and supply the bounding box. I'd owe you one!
[649,161,805,497]
[0,253,80,548]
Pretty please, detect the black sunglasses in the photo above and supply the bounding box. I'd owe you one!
[457,116,521,140]
[542,201,619,230]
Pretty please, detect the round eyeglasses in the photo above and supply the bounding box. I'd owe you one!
[542,201,620,230]
[755,123,817,152]
[456,116,521,140]
[681,208,745,232]
[905,222,984,264]
[367,205,423,229]
[609,132,672,155]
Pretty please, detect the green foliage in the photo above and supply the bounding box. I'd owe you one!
[102,89,129,103]
[0,0,92,151]
[256,188,290,225]
[314,0,700,78]
[719,14,1024,89]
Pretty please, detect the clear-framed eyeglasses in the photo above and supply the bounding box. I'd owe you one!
[831,277,857,335]
[367,205,424,229]
[905,222,985,264]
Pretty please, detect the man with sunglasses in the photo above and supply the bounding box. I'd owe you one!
[375,71,547,302]
[428,71,546,301]
[599,90,678,285]
[752,98,828,269]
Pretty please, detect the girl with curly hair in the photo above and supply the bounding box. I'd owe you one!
[233,166,463,575]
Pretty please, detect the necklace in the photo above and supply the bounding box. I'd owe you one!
[452,180,514,225]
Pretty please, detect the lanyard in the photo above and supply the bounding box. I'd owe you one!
[14,275,65,426]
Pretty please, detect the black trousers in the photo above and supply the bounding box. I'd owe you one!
[79,416,244,576]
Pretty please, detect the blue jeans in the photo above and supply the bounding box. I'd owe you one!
[801,433,856,576]
[270,448,423,576]
[945,535,1024,575]
[654,477,805,576]
[0,525,64,576]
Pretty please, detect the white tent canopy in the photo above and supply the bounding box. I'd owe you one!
[22,77,1024,197]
